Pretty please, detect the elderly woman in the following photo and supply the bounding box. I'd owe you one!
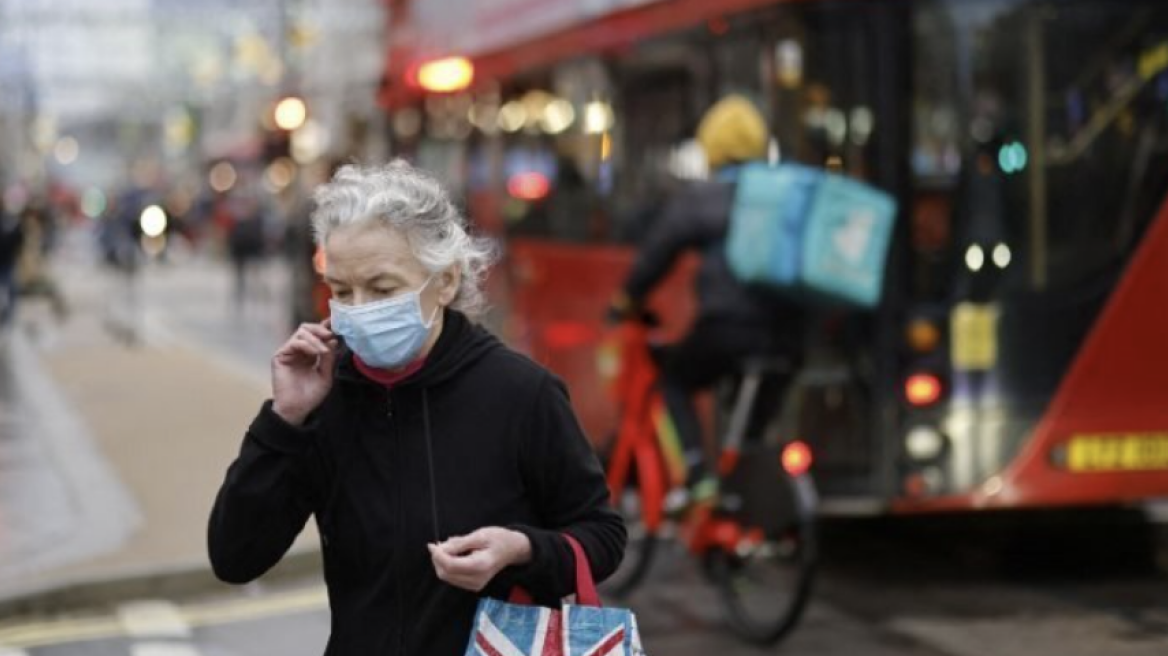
[208,161,625,655]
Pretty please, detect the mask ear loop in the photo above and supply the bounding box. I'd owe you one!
[418,273,443,328]
[422,303,441,327]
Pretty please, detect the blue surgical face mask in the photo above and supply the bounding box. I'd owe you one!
[329,276,440,369]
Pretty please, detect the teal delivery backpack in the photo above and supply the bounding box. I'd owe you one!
[724,163,821,287]
[725,162,897,308]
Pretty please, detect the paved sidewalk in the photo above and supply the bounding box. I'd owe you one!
[0,256,319,614]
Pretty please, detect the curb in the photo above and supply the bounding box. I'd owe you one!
[0,548,323,618]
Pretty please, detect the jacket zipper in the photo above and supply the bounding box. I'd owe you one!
[389,388,405,655]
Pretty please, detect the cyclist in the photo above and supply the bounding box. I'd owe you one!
[609,95,806,505]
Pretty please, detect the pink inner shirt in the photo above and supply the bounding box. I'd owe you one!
[353,354,428,388]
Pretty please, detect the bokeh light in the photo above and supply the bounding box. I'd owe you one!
[81,188,107,219]
[582,101,614,134]
[209,161,238,193]
[965,244,985,272]
[993,243,1012,269]
[265,157,298,192]
[140,205,168,238]
[540,99,576,134]
[54,137,79,165]
[415,57,474,93]
[291,120,327,164]
[274,96,308,131]
[497,101,526,133]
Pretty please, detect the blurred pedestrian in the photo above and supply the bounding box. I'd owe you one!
[100,187,147,344]
[0,197,24,332]
[208,160,625,656]
[226,193,268,311]
[16,201,68,322]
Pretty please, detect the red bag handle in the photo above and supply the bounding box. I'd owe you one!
[508,533,601,607]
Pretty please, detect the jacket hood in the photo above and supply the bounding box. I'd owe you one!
[697,95,769,170]
[335,308,502,388]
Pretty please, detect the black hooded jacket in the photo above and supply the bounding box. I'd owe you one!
[208,310,626,655]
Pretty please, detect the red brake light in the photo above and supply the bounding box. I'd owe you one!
[906,373,942,406]
[781,440,813,477]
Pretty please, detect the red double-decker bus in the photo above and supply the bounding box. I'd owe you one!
[377,0,1168,515]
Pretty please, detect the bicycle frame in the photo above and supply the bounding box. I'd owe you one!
[602,318,818,645]
[603,319,778,554]
[604,320,672,534]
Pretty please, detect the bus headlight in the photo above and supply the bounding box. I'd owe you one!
[905,426,945,461]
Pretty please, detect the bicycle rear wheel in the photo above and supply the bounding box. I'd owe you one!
[707,474,817,645]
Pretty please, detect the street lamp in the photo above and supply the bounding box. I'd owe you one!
[140,204,167,237]
[273,96,307,131]
[139,204,168,259]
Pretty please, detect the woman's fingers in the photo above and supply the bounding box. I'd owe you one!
[272,320,341,377]
[438,530,490,556]
[299,322,335,341]
[283,322,337,356]
[293,333,330,356]
[317,343,338,372]
[429,542,496,591]
[275,333,327,367]
[276,337,316,361]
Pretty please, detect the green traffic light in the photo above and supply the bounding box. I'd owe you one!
[998,141,1028,174]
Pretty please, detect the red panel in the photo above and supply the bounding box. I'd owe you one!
[381,0,808,107]
[503,238,697,444]
[899,195,1168,512]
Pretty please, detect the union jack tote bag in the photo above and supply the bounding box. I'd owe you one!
[465,534,646,656]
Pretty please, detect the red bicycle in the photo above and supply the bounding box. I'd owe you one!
[599,314,817,645]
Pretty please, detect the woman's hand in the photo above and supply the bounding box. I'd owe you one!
[428,527,532,592]
[271,320,339,426]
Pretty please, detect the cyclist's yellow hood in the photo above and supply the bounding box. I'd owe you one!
[697,95,768,170]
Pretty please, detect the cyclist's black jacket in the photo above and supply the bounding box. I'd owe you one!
[624,177,805,348]
[208,309,625,655]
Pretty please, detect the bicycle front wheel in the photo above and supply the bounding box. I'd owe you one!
[707,474,817,645]
[600,486,659,598]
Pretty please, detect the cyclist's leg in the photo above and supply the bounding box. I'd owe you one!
[659,377,707,486]
[744,318,806,445]
[745,369,798,445]
[658,319,749,493]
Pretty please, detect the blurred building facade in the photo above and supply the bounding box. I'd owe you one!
[0,0,388,200]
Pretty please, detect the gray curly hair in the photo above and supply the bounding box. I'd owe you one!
[310,160,498,317]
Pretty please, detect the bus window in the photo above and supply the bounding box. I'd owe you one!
[491,2,899,248]
[907,0,1168,481]
[914,0,1168,302]
[765,4,890,183]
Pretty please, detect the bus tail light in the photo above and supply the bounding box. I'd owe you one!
[906,318,941,353]
[781,440,813,477]
[905,373,943,407]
